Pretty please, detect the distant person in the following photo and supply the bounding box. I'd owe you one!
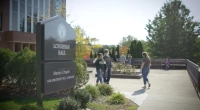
[119,52,126,64]
[127,54,132,65]
[95,53,106,85]
[165,57,170,70]
[103,49,112,84]
[113,51,118,62]
[140,52,151,89]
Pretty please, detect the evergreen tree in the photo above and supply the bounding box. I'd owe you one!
[94,52,97,58]
[90,51,93,58]
[145,0,200,59]
[116,45,120,58]
[111,46,115,58]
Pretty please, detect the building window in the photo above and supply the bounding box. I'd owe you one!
[20,3,25,14]
[45,0,50,18]
[12,12,18,31]
[12,0,18,12]
[20,13,25,32]
[0,13,2,31]
[39,0,43,10]
[27,0,32,5]
[34,0,38,7]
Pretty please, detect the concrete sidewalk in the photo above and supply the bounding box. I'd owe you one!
[86,67,200,110]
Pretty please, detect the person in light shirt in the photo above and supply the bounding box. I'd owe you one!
[140,52,151,89]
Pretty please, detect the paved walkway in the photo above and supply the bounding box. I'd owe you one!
[86,67,200,110]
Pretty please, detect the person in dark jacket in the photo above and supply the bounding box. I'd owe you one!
[103,49,112,84]
[113,51,118,62]
[95,53,106,85]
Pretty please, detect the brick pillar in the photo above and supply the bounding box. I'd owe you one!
[20,43,23,51]
[33,44,36,52]
[28,44,30,49]
[7,42,15,52]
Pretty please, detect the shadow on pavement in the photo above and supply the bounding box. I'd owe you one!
[132,89,146,95]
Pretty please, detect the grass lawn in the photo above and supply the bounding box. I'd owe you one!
[0,96,60,110]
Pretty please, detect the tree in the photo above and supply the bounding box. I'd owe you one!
[94,52,97,58]
[127,49,130,57]
[137,41,144,58]
[119,46,129,56]
[145,0,200,59]
[116,45,120,58]
[131,40,138,58]
[119,35,136,47]
[74,26,91,58]
[90,51,93,58]
[111,46,115,58]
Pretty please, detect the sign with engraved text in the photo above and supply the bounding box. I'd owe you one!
[43,16,75,61]
[43,61,76,94]
[36,15,76,105]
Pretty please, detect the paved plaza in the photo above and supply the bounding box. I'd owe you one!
[86,67,200,110]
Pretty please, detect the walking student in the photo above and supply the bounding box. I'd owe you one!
[95,53,106,85]
[113,51,118,62]
[127,54,132,65]
[103,49,112,84]
[165,57,170,70]
[119,52,126,64]
[140,52,151,89]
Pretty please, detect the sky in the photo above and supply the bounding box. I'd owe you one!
[66,0,200,45]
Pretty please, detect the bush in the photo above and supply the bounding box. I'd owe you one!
[108,92,126,105]
[97,84,113,96]
[4,47,36,90]
[19,105,47,110]
[75,88,91,108]
[85,84,100,99]
[57,97,80,110]
[0,48,14,85]
[75,58,89,90]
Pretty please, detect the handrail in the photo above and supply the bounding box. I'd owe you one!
[186,59,200,96]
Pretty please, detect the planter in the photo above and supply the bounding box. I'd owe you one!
[95,72,142,79]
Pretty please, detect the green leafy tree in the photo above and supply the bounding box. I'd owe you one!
[119,35,136,47]
[145,0,200,59]
[90,51,93,58]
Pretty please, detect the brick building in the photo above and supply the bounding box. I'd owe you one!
[0,0,66,52]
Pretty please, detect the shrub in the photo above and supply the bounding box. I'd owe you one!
[97,84,113,96]
[108,92,126,105]
[0,48,14,85]
[75,88,91,108]
[4,47,36,90]
[85,84,100,99]
[75,58,89,90]
[19,105,47,110]
[57,97,80,110]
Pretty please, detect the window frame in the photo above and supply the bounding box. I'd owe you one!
[0,13,2,31]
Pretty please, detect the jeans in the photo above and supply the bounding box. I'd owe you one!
[103,68,111,83]
[128,61,131,65]
[166,63,169,70]
[142,68,150,85]
[96,69,102,84]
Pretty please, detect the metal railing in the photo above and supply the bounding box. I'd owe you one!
[131,58,187,69]
[186,60,200,96]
